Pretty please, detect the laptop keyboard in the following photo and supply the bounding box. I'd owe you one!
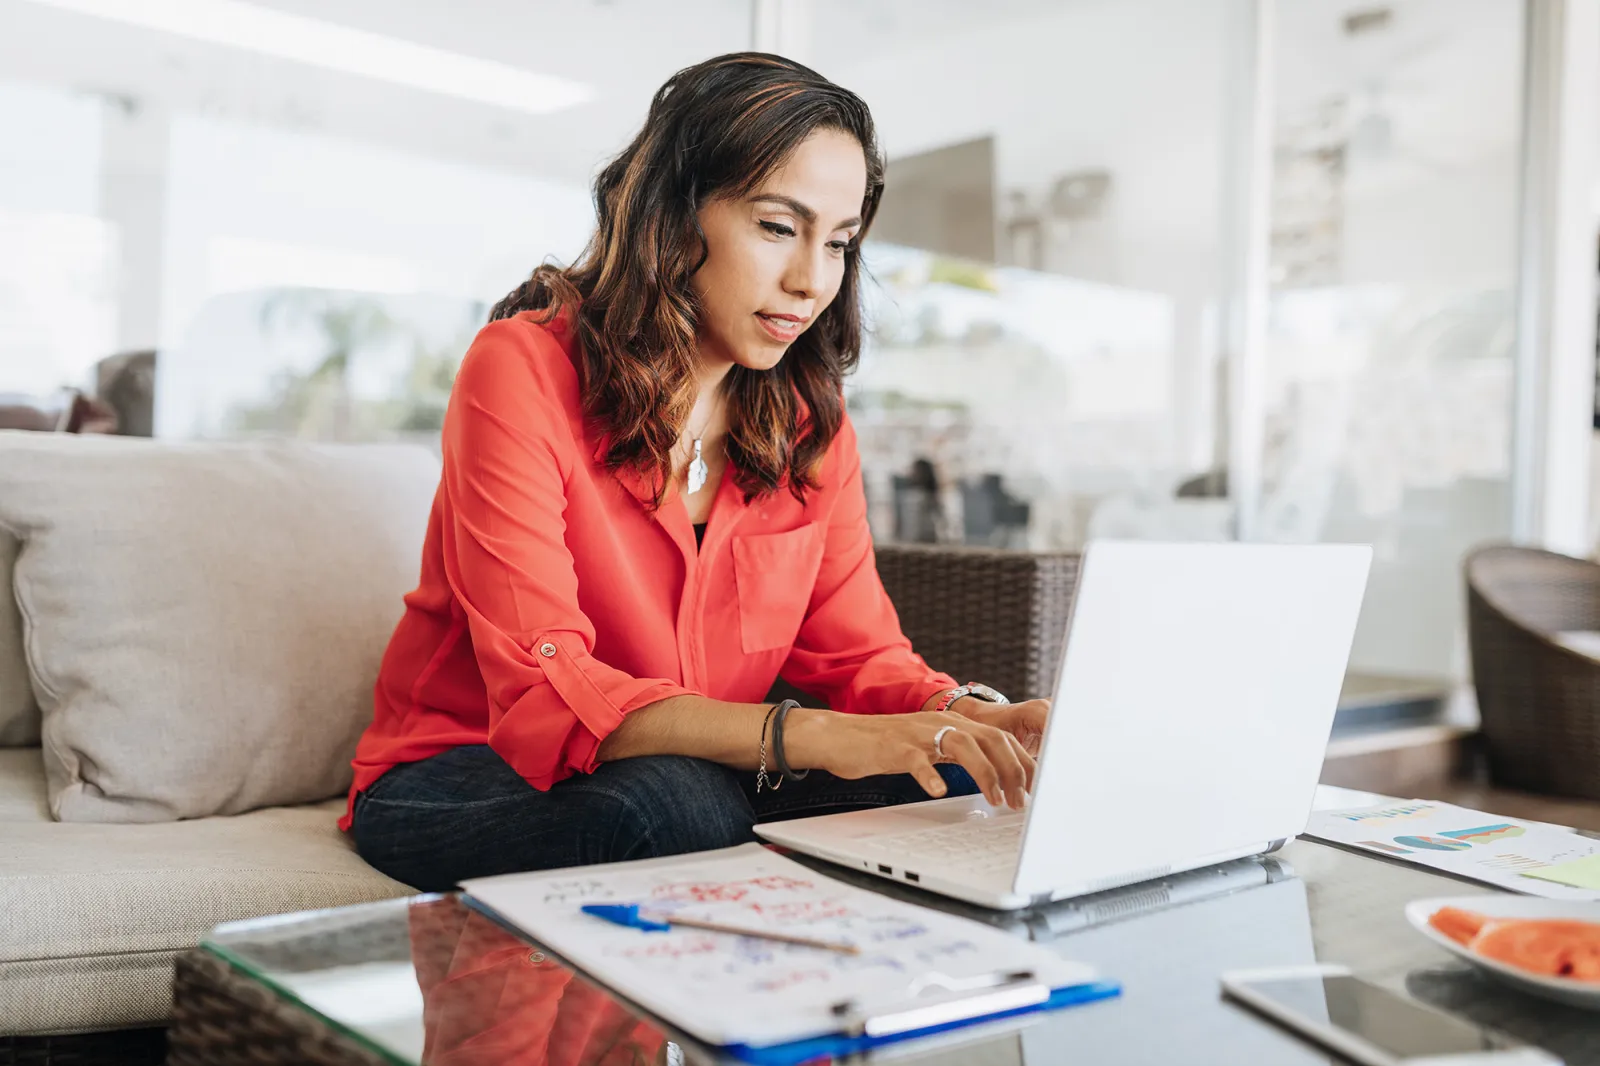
[865,819,1025,872]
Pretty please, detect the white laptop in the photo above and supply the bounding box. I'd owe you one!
[755,540,1373,910]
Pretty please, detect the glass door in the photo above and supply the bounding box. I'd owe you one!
[796,0,1247,550]
[1253,1,1524,696]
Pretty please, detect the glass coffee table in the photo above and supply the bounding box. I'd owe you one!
[164,832,1600,1066]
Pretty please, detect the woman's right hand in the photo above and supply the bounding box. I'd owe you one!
[784,708,1035,810]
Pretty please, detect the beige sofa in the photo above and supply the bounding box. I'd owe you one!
[0,432,433,1037]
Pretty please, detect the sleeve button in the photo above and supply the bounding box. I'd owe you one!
[538,642,557,658]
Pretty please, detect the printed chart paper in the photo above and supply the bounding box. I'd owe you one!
[1304,801,1600,900]
[1522,854,1600,891]
[462,843,1096,1048]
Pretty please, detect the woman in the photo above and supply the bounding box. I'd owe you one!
[344,53,1049,892]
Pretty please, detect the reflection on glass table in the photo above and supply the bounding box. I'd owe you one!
[180,836,1600,1066]
[200,895,679,1066]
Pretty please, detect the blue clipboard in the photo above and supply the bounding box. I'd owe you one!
[724,978,1122,1065]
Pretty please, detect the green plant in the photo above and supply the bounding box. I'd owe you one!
[226,290,481,440]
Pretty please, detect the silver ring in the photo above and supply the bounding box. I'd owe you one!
[932,725,957,759]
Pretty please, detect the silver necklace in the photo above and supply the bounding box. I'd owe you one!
[687,438,710,496]
[685,397,721,496]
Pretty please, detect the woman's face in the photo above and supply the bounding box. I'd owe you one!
[692,128,868,373]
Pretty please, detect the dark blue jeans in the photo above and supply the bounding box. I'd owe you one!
[350,745,978,891]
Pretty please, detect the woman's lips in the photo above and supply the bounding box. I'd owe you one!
[756,313,805,342]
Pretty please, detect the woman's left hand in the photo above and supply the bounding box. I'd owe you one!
[950,697,1050,756]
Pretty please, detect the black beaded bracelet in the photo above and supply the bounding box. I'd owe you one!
[769,699,809,782]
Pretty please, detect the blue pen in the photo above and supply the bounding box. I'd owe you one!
[582,903,861,955]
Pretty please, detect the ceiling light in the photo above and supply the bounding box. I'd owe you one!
[20,0,595,116]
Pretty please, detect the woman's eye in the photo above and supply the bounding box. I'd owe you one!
[828,239,851,254]
[759,220,795,238]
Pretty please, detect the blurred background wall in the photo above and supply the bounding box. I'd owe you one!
[1,0,1595,713]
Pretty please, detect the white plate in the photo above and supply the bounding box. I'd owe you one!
[1406,895,1600,1010]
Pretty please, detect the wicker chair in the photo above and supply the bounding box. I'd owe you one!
[874,543,1080,701]
[1465,545,1600,800]
[766,543,1081,710]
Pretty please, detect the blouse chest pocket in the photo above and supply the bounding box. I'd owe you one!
[731,523,827,654]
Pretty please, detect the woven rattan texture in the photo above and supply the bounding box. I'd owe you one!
[874,544,1081,701]
[167,949,388,1066]
[1466,545,1600,800]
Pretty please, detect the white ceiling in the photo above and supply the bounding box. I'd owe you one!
[0,0,1536,198]
[0,0,754,185]
[0,0,1086,187]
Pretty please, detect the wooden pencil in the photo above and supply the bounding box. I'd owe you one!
[663,915,861,955]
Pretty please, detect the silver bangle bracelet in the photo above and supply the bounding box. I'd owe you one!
[770,699,809,782]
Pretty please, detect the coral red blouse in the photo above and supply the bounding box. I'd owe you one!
[340,311,953,828]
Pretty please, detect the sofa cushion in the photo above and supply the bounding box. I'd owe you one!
[0,528,39,746]
[0,432,438,822]
[0,747,411,1033]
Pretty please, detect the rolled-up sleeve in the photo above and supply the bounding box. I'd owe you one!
[439,322,692,788]
[778,416,956,715]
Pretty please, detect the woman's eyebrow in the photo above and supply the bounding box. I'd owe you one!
[751,194,862,230]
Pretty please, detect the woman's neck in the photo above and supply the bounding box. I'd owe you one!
[686,354,735,435]
[693,352,735,400]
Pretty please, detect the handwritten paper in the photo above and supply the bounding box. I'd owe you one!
[462,843,1096,1048]
[1303,801,1600,900]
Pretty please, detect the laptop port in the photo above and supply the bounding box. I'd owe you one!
[877,864,893,874]
[905,871,920,882]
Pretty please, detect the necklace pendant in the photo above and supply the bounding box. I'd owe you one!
[687,438,708,495]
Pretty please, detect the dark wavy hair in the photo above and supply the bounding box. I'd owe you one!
[490,52,885,506]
